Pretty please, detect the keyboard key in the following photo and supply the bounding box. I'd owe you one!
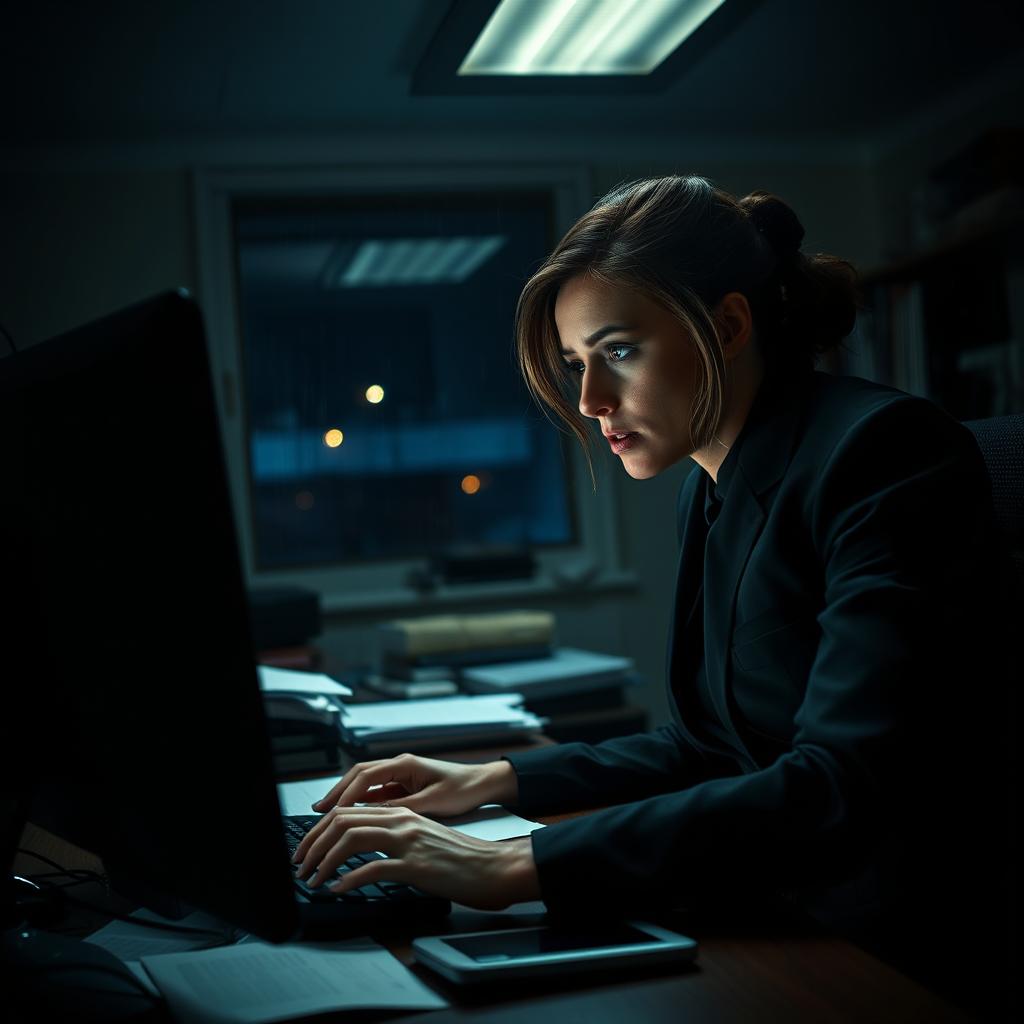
[352,884,388,900]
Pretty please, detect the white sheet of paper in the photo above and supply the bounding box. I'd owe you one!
[257,665,353,697]
[125,960,162,998]
[277,780,544,839]
[85,908,237,960]
[140,937,447,1024]
[340,693,530,731]
[438,804,546,841]
[277,778,329,815]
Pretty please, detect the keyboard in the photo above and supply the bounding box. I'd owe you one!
[282,815,450,928]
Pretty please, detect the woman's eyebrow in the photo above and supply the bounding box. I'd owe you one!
[560,323,634,355]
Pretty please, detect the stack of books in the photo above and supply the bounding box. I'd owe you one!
[337,694,544,757]
[364,610,555,699]
[460,647,638,717]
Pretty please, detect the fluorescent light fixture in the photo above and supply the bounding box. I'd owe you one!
[324,236,506,288]
[458,0,729,76]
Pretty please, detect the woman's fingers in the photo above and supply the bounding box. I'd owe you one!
[312,755,422,811]
[328,854,404,894]
[358,781,413,805]
[372,782,439,813]
[311,760,386,811]
[299,824,396,887]
[294,806,541,909]
[293,806,377,865]
[294,810,400,879]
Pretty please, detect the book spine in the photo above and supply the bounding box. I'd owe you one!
[381,644,553,676]
[377,612,555,658]
[460,668,632,695]
[362,676,458,699]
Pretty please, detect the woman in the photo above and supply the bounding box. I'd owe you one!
[293,176,1009,1009]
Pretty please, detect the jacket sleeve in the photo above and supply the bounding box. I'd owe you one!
[503,722,725,815]
[522,398,1004,913]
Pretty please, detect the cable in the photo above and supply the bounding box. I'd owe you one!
[15,847,234,941]
[59,891,233,941]
[29,873,109,891]
[15,848,97,877]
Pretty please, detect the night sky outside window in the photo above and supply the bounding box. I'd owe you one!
[233,192,574,571]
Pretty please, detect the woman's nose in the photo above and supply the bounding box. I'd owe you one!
[578,364,618,419]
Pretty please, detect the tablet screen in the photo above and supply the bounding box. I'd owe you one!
[444,925,656,962]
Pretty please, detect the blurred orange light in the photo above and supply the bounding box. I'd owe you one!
[365,385,385,404]
[461,474,482,495]
[323,428,344,448]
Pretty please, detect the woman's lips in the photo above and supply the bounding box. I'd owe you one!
[608,432,639,454]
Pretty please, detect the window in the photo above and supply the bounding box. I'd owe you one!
[195,166,627,612]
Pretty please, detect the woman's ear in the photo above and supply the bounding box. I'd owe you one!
[714,292,754,361]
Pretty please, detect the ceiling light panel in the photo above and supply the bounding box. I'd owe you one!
[458,0,729,76]
[326,236,506,288]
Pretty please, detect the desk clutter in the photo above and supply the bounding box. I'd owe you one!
[367,610,639,712]
[259,610,642,774]
[77,912,448,1023]
[338,693,544,757]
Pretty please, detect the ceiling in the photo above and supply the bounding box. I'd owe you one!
[1,0,1023,150]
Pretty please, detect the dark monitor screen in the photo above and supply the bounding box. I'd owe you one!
[0,291,301,941]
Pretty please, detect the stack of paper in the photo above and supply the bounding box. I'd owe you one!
[256,665,353,698]
[461,646,636,698]
[339,693,544,755]
[257,666,352,774]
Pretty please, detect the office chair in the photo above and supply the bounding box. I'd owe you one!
[963,413,1024,596]
[963,412,1022,1010]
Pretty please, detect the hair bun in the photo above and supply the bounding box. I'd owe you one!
[743,191,805,258]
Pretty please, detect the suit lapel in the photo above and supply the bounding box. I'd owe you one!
[702,367,811,765]
[703,477,764,766]
[674,470,708,640]
[665,469,710,745]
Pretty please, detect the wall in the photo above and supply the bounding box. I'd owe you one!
[0,169,196,346]
[0,135,900,728]
[867,63,1024,261]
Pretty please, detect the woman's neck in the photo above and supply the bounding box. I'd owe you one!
[691,350,766,484]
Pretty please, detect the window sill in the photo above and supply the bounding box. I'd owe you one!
[319,569,638,617]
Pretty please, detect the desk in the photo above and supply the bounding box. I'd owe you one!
[12,743,980,1024]
[12,835,973,1023]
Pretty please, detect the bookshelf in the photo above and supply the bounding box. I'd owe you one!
[832,189,1024,420]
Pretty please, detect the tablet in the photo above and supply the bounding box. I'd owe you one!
[411,921,697,985]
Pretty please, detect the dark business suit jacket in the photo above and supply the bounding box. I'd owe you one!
[505,364,1011,1002]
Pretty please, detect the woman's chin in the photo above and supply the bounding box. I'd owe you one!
[620,454,661,480]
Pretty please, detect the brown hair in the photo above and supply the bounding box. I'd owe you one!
[515,175,859,474]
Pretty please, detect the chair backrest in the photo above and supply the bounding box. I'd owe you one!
[962,415,1022,1010]
[963,414,1024,598]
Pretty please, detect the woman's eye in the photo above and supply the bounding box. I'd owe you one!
[563,360,585,376]
[606,344,635,362]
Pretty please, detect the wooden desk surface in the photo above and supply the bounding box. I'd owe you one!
[375,908,973,1024]
[14,739,981,1023]
[286,745,975,1022]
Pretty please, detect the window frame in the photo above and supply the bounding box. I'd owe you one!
[194,163,630,613]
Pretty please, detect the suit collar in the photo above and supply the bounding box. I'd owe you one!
[733,360,814,499]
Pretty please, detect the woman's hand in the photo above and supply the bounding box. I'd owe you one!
[292,805,540,911]
[311,754,518,818]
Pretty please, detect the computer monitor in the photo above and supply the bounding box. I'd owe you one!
[0,291,303,941]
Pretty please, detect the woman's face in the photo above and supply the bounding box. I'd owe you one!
[555,273,701,480]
